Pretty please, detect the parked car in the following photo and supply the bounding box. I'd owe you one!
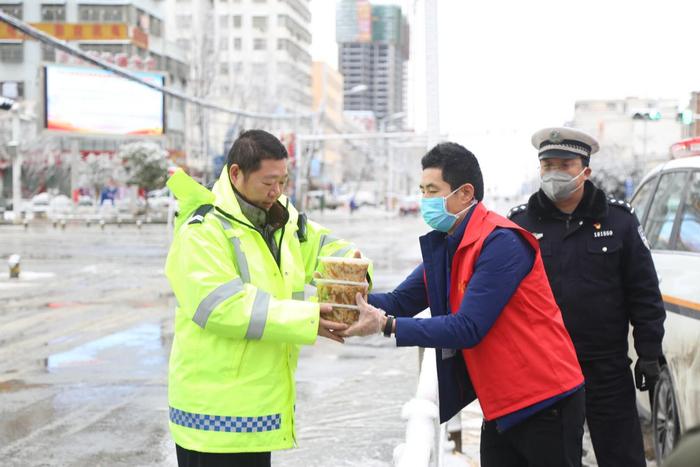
[77,195,94,207]
[30,192,51,214]
[48,195,72,215]
[628,142,700,462]
[398,195,420,216]
[306,190,342,210]
[337,190,377,208]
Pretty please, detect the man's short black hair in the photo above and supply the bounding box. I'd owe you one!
[226,129,288,174]
[421,142,484,201]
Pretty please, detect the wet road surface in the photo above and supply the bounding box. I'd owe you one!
[0,208,659,466]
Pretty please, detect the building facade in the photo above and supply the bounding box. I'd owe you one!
[686,91,700,138]
[165,0,313,175]
[311,61,343,186]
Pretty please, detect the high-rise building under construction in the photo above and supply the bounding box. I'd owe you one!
[336,0,409,126]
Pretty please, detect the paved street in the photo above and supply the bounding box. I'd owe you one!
[0,207,658,466]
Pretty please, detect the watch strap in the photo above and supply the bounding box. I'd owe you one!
[383,315,395,337]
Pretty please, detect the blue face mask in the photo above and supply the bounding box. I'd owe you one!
[420,185,476,232]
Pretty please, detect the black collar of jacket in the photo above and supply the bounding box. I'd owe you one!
[528,180,609,220]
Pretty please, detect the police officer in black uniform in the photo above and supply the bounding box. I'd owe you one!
[508,127,666,467]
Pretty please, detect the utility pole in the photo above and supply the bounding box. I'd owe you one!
[424,0,440,149]
[424,1,454,461]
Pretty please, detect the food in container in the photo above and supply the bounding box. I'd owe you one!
[326,304,360,325]
[315,279,369,305]
[318,256,370,282]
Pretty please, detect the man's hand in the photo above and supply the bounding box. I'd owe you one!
[634,358,661,391]
[339,293,385,337]
[318,304,348,344]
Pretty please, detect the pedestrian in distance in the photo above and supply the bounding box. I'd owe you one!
[339,142,586,467]
[165,129,365,467]
[349,196,358,215]
[508,127,666,467]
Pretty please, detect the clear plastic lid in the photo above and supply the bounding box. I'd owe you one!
[325,303,360,310]
[314,278,369,286]
[318,256,371,266]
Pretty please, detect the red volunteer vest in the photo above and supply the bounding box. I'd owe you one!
[451,203,583,420]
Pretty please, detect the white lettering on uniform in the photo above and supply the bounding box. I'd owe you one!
[593,230,614,238]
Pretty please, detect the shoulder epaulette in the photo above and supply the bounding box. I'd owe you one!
[507,204,528,219]
[607,197,634,214]
[188,204,214,225]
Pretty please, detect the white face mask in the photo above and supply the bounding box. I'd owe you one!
[540,168,586,202]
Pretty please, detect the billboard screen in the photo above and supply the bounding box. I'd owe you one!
[44,65,165,136]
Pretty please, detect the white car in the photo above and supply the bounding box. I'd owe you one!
[30,192,51,214]
[628,144,700,462]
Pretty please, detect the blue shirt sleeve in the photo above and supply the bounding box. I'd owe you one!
[368,263,428,318]
[395,229,535,348]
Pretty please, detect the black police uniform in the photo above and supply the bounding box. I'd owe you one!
[509,180,666,467]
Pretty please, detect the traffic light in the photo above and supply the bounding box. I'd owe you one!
[632,111,662,120]
[680,109,694,125]
[0,96,15,111]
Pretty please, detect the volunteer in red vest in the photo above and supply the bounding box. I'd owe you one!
[340,142,586,467]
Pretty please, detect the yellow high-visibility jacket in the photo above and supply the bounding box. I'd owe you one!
[165,168,364,453]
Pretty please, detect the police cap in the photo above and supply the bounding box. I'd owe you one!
[532,127,600,161]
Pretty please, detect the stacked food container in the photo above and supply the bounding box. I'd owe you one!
[315,257,371,325]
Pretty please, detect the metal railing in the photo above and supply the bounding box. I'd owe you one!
[393,310,447,467]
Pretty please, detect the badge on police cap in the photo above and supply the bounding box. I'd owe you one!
[549,130,563,144]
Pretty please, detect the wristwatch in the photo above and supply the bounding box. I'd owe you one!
[383,315,395,337]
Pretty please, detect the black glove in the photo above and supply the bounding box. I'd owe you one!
[634,358,661,392]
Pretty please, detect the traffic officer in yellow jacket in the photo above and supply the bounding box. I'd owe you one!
[165,129,365,467]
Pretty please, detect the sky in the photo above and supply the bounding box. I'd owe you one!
[310,0,700,195]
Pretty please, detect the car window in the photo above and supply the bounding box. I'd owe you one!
[630,176,657,224]
[677,170,700,253]
[644,171,688,250]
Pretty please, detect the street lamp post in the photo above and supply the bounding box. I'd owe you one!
[9,110,22,224]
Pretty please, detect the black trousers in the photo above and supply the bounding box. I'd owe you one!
[176,445,271,467]
[580,358,646,467]
[480,387,586,467]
